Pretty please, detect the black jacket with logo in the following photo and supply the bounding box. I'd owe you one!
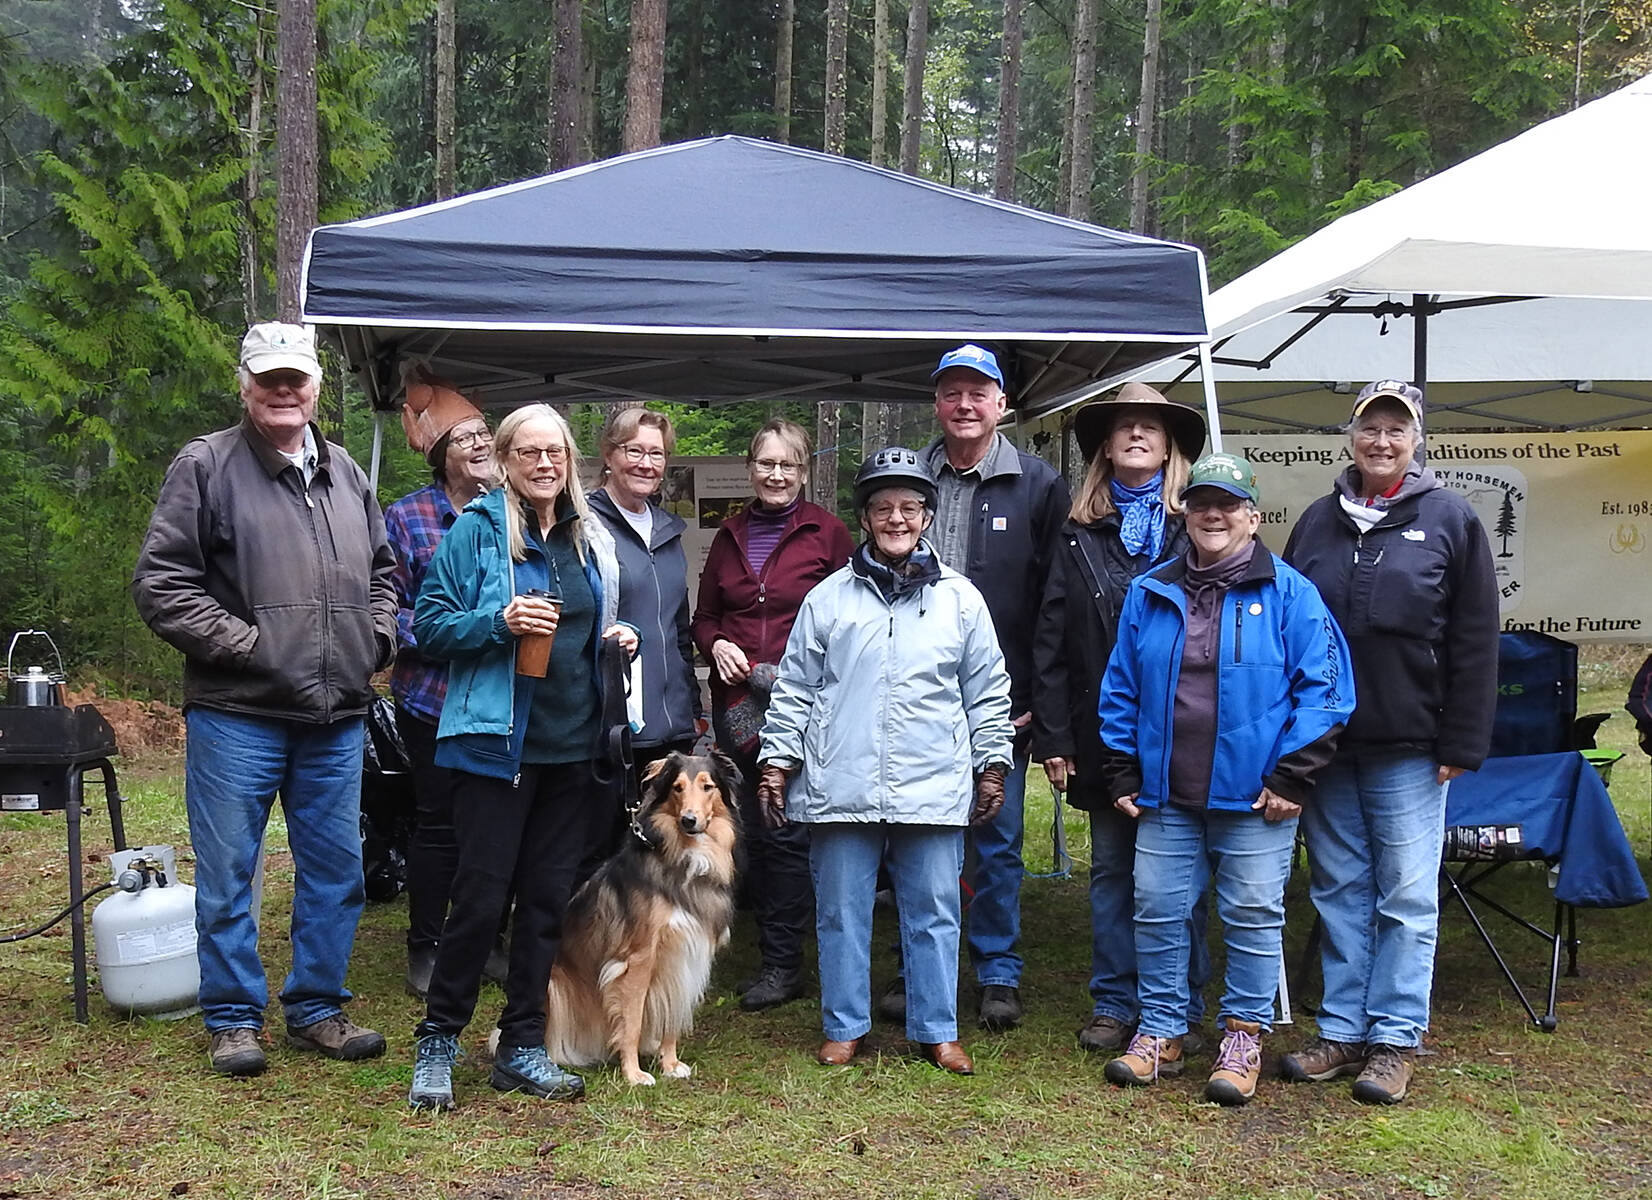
[1284,467,1499,770]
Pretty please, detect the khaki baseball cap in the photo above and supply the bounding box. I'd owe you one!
[240,322,321,380]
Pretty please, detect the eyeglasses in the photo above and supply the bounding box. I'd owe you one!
[510,444,570,465]
[1352,423,1414,445]
[1185,493,1249,513]
[620,444,667,465]
[752,458,803,478]
[868,501,926,522]
[449,429,493,452]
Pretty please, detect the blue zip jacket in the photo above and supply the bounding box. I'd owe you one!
[1097,543,1355,812]
[412,487,621,780]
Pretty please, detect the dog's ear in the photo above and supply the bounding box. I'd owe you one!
[641,753,677,786]
[709,749,744,795]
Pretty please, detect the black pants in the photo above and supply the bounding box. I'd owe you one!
[396,708,462,955]
[726,742,813,973]
[416,760,603,1048]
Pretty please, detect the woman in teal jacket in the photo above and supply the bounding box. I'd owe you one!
[1098,452,1353,1107]
[406,403,636,1112]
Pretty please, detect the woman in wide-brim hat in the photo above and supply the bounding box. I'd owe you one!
[1030,381,1213,1058]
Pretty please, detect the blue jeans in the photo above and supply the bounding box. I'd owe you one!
[1303,749,1446,1049]
[965,752,1027,989]
[1088,806,1209,1026]
[1133,804,1296,1037]
[811,823,965,1044]
[185,708,367,1032]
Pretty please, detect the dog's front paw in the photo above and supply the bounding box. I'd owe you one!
[660,1060,692,1079]
[623,1068,658,1086]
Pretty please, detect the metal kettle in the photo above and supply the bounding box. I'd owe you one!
[6,630,67,707]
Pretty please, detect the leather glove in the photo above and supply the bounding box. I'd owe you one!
[757,762,792,829]
[971,763,1007,826]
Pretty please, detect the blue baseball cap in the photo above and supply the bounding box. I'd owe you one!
[931,344,1004,387]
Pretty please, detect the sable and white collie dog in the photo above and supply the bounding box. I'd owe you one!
[542,750,742,1086]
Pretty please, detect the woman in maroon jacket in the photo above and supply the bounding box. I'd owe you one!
[692,418,854,1011]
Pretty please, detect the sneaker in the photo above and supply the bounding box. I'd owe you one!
[1104,1032,1184,1086]
[409,1034,460,1110]
[490,1044,585,1101]
[208,1027,267,1077]
[876,977,907,1024]
[1205,1017,1263,1106]
[978,984,1023,1032]
[1351,1044,1415,1105]
[1280,1036,1367,1083]
[740,964,806,1011]
[286,1013,387,1061]
[1076,1014,1133,1054]
[406,948,437,1000]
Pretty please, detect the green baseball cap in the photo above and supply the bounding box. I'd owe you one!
[1179,451,1259,504]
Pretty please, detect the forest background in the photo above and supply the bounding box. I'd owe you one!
[2,0,1650,696]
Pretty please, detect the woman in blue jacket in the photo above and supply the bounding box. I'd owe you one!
[1099,452,1353,1107]
[406,403,637,1112]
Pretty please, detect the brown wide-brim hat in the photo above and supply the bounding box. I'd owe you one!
[401,369,486,464]
[1071,381,1207,465]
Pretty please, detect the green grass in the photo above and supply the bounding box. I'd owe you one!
[1,682,1649,1198]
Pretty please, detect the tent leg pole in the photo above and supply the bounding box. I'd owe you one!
[1414,294,1429,467]
[1197,342,1222,453]
[369,410,385,494]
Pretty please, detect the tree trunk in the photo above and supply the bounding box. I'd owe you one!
[775,0,795,143]
[623,0,666,151]
[993,0,1022,200]
[548,0,584,169]
[241,16,266,324]
[815,402,840,510]
[275,0,318,322]
[435,0,456,199]
[870,0,889,165]
[1066,0,1096,220]
[1127,0,1161,234]
[824,0,849,153]
[899,0,927,174]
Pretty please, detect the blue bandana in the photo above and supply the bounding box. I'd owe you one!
[1111,472,1166,561]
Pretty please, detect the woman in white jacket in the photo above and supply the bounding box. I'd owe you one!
[757,448,1014,1076]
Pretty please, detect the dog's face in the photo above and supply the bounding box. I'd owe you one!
[640,751,742,845]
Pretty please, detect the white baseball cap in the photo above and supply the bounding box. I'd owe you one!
[240,322,322,380]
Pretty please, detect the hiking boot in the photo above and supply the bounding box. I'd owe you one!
[286,1013,387,1061]
[1351,1044,1416,1105]
[978,984,1023,1032]
[409,1034,460,1111]
[483,939,510,985]
[406,948,437,1000]
[1077,1014,1133,1054]
[490,1044,585,1101]
[876,977,907,1023]
[1181,1025,1209,1058]
[1104,1033,1184,1086]
[1280,1036,1368,1083]
[740,964,806,1011]
[1205,1017,1263,1106]
[209,1027,267,1077]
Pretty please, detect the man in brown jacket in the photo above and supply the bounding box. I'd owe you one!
[133,322,398,1077]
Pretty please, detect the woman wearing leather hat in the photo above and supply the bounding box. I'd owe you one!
[1030,381,1213,1058]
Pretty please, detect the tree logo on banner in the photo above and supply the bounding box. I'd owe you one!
[1436,466,1527,615]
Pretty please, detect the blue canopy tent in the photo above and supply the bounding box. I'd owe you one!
[301,137,1212,440]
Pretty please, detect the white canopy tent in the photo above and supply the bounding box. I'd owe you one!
[1138,72,1652,439]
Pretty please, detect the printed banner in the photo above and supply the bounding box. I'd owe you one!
[1225,431,1652,643]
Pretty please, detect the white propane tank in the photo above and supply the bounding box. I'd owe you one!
[92,846,200,1019]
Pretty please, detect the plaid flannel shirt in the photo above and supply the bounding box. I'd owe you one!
[385,482,461,723]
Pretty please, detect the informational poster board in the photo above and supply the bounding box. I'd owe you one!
[1225,430,1652,643]
[657,457,754,600]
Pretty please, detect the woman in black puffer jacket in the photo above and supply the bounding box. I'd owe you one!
[1030,383,1209,1058]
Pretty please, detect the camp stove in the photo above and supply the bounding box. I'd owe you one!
[0,631,127,1021]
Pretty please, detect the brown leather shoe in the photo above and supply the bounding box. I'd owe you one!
[816,1038,862,1066]
[919,1041,974,1075]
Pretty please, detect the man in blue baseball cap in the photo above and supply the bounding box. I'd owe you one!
[870,345,1068,1034]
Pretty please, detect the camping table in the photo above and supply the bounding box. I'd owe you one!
[1441,751,1648,1031]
